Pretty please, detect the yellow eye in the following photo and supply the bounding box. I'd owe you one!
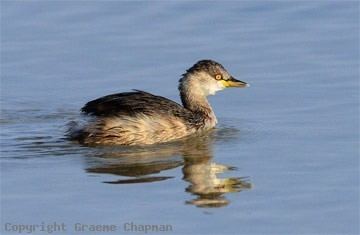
[215,74,222,80]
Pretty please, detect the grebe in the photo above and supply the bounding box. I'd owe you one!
[68,60,249,145]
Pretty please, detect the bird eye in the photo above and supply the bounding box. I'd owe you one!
[215,74,222,80]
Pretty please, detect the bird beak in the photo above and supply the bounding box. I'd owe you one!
[222,76,249,88]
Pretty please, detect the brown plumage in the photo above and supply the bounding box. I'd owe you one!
[67,59,249,145]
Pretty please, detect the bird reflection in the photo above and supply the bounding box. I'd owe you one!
[85,128,251,208]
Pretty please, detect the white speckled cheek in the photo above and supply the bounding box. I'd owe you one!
[207,81,225,95]
[217,81,226,89]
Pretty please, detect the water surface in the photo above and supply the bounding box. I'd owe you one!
[1,1,359,235]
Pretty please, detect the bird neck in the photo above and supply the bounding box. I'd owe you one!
[178,74,217,124]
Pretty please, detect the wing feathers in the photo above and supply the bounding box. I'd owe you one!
[81,90,187,117]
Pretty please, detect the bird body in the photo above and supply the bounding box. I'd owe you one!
[68,60,248,145]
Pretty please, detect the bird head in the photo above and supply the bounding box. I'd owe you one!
[180,60,249,96]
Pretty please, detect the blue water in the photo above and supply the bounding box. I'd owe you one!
[1,1,359,235]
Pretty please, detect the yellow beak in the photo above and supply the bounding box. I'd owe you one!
[221,76,249,88]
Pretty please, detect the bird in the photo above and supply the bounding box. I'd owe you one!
[68,59,249,146]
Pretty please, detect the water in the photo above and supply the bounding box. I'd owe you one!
[1,1,359,235]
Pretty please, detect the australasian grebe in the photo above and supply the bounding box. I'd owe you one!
[68,60,249,145]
